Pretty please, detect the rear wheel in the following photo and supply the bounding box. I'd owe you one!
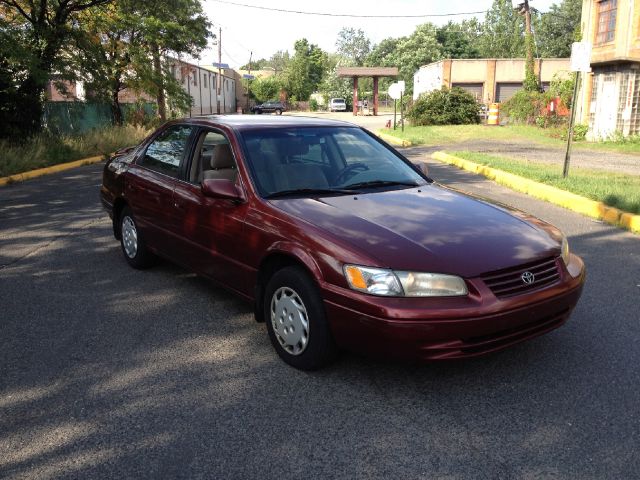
[275,109,282,115]
[264,266,338,370]
[120,207,155,269]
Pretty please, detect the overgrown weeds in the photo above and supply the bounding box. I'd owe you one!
[0,125,150,177]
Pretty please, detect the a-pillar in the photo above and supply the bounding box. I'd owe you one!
[373,76,379,116]
[352,76,358,116]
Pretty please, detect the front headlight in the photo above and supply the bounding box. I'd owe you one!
[561,236,570,266]
[395,271,468,297]
[343,265,403,296]
[344,265,467,297]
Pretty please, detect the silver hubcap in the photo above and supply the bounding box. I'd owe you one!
[122,216,138,258]
[270,287,309,355]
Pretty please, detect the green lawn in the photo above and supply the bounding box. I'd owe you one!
[449,150,640,214]
[381,124,640,155]
[0,125,150,178]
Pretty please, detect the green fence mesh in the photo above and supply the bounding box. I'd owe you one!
[43,102,156,135]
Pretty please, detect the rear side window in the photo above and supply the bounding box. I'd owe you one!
[139,125,193,177]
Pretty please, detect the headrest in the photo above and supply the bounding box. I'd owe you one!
[211,144,235,169]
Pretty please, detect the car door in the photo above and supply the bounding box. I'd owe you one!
[126,124,195,256]
[171,128,252,294]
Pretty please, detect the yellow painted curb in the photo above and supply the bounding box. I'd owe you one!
[0,155,104,187]
[432,151,640,235]
[378,132,412,147]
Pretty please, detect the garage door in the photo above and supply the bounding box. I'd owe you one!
[452,83,484,101]
[496,83,523,102]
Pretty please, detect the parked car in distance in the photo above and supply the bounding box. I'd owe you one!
[101,115,585,370]
[251,101,285,115]
[329,98,347,112]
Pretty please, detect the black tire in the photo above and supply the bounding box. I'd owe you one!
[264,266,338,370]
[119,207,156,269]
[256,109,262,114]
[275,109,282,115]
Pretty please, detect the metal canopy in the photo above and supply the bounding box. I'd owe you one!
[336,67,398,116]
[337,67,398,78]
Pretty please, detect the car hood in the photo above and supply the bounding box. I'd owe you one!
[270,185,562,278]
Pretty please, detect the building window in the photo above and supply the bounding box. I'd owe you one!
[193,70,197,86]
[204,74,207,88]
[596,0,617,44]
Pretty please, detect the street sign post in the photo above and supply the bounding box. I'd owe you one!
[388,82,405,131]
[563,42,592,178]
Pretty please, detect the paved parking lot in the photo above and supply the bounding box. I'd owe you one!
[1,158,639,479]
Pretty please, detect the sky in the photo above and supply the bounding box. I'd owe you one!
[194,0,559,68]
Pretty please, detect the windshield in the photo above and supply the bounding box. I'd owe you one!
[332,99,345,104]
[240,127,427,198]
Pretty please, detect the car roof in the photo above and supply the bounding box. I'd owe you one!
[180,114,361,130]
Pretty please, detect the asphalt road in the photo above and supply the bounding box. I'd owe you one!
[1,158,639,479]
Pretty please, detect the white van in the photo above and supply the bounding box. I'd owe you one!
[329,98,347,112]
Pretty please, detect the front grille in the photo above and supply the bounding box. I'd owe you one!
[481,257,560,299]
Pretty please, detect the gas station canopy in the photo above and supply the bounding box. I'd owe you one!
[337,67,399,116]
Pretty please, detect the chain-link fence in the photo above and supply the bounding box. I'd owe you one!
[43,102,156,135]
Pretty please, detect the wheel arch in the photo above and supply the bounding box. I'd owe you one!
[254,248,323,323]
[112,198,128,240]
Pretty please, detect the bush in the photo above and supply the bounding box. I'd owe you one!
[406,87,480,126]
[573,124,588,141]
[500,90,549,124]
[309,98,319,112]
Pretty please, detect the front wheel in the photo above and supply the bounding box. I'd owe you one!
[275,109,282,115]
[264,267,338,370]
[119,207,156,269]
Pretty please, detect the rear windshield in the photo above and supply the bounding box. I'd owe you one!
[332,99,345,104]
[239,127,426,197]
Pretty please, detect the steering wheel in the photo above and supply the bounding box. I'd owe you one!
[335,162,369,184]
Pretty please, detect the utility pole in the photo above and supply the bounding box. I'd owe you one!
[217,26,222,114]
[246,51,252,113]
[518,0,538,91]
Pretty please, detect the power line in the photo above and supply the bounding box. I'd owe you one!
[210,0,486,18]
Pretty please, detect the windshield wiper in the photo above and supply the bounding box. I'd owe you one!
[265,188,354,199]
[343,180,420,190]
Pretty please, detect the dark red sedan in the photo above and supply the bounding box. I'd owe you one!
[101,116,585,370]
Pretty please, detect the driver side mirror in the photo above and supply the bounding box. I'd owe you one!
[201,178,246,202]
[412,161,429,177]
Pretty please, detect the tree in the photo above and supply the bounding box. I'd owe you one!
[388,23,443,93]
[240,58,268,70]
[72,2,144,125]
[284,39,327,101]
[319,54,353,107]
[0,0,111,136]
[268,50,291,75]
[249,76,281,103]
[335,27,371,66]
[535,0,582,57]
[479,0,524,58]
[436,20,482,59]
[134,0,211,121]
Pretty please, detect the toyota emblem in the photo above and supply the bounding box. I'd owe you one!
[521,271,535,284]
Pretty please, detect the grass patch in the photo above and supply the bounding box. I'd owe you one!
[449,150,640,214]
[380,124,640,154]
[0,125,151,177]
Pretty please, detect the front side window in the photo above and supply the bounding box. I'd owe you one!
[596,0,617,44]
[240,127,426,197]
[139,125,193,177]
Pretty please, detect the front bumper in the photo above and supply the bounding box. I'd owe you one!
[322,255,585,360]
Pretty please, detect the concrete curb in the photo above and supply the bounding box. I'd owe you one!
[377,131,412,147]
[0,155,104,187]
[432,151,640,234]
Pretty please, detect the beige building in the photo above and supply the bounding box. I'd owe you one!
[413,58,571,104]
[575,0,640,138]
